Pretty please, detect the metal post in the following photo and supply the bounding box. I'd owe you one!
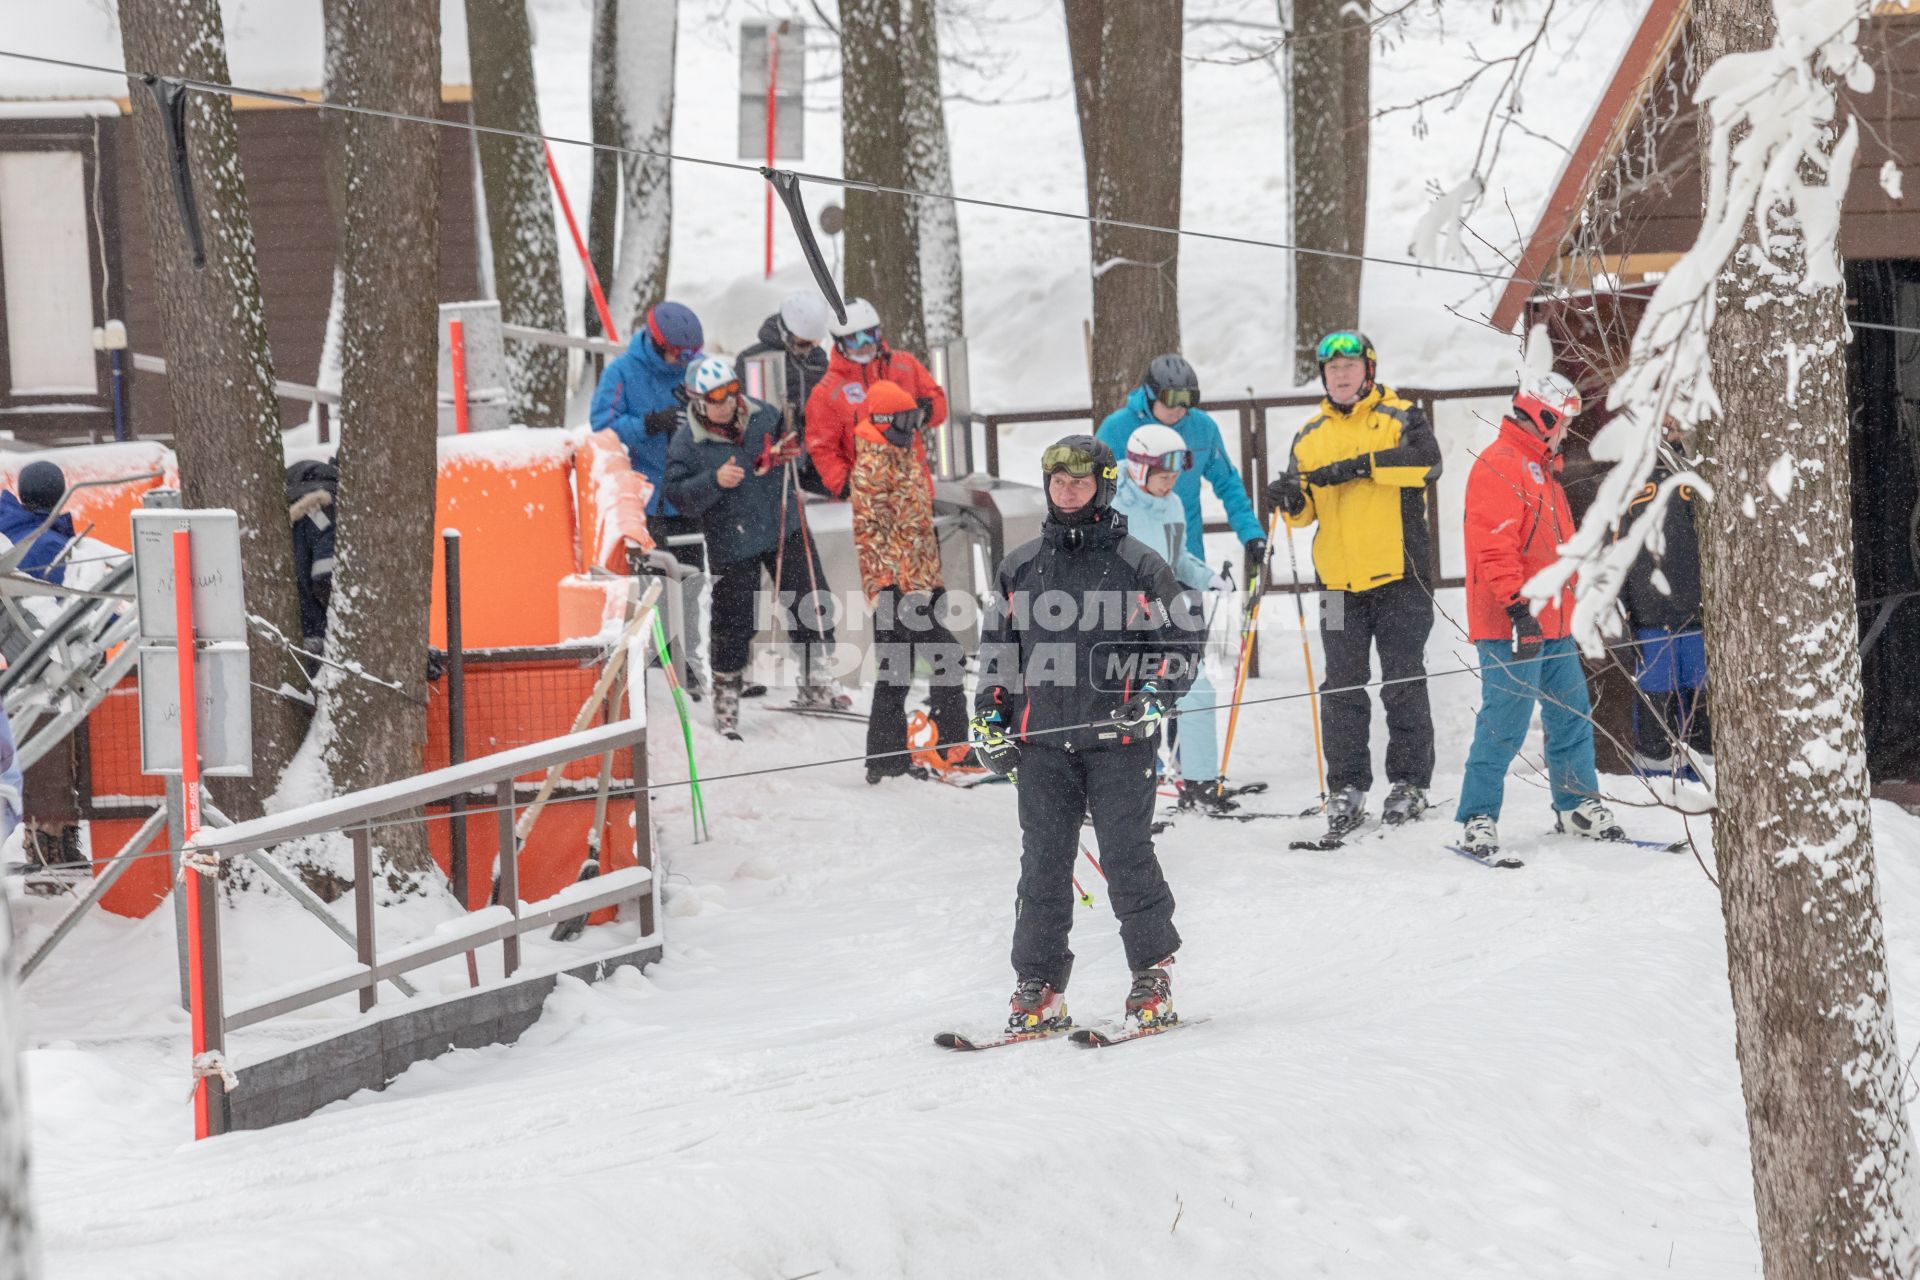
[495,779,519,978]
[444,530,468,906]
[172,528,223,1141]
[109,348,128,441]
[983,414,1000,477]
[317,400,330,446]
[631,672,655,938]
[764,24,780,277]
[165,777,191,1011]
[450,318,471,435]
[351,827,376,1013]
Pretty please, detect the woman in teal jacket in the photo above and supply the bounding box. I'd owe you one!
[1111,424,1241,814]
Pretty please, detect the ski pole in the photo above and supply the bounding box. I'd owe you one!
[1217,510,1281,779]
[1074,874,1093,908]
[1279,486,1329,808]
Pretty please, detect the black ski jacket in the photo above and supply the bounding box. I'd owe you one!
[975,510,1206,753]
[1617,462,1702,631]
[737,314,831,496]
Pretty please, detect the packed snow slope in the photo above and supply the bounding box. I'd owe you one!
[26,588,1920,1278]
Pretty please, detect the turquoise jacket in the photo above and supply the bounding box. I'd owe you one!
[1096,385,1263,558]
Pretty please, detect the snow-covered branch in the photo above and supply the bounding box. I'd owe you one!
[1527,0,1873,655]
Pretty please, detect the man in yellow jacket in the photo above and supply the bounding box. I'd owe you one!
[1265,330,1442,838]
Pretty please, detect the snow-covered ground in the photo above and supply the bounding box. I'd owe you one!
[23,586,1920,1278]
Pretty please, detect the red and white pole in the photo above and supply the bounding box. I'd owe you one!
[449,318,470,435]
[763,29,780,279]
[543,140,619,342]
[172,529,211,1141]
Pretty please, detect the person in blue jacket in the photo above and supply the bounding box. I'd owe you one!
[0,461,75,586]
[1096,354,1266,567]
[591,300,705,539]
[1111,424,1241,814]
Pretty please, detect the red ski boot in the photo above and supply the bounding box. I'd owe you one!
[1008,976,1070,1032]
[1125,962,1175,1028]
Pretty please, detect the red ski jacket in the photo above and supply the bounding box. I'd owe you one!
[1463,417,1577,642]
[805,346,947,498]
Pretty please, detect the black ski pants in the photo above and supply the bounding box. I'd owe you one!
[1011,739,1180,987]
[709,527,835,675]
[865,587,969,775]
[1319,576,1435,794]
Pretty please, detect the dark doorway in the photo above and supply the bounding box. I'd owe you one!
[1845,260,1920,783]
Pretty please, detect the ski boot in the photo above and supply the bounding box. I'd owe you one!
[1323,786,1368,839]
[1176,779,1241,816]
[1555,798,1626,841]
[1460,815,1499,856]
[866,763,930,785]
[1008,976,1070,1032]
[1125,961,1175,1028]
[713,669,744,741]
[1382,782,1428,827]
[794,655,855,711]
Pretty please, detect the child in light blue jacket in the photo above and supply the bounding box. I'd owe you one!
[1112,425,1240,813]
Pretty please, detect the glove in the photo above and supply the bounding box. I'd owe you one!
[916,396,935,419]
[644,407,682,437]
[1304,455,1372,488]
[1266,471,1306,517]
[1246,538,1268,568]
[1111,683,1166,739]
[969,710,1021,777]
[1206,571,1234,594]
[1506,601,1545,662]
[772,432,805,465]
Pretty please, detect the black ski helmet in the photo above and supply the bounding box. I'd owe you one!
[17,461,65,514]
[1314,330,1378,404]
[1144,353,1200,401]
[1040,433,1119,525]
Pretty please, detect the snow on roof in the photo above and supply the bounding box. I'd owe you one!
[0,0,471,103]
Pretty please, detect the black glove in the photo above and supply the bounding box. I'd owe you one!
[1246,538,1268,568]
[916,396,935,419]
[969,709,1021,777]
[1266,471,1306,517]
[1111,683,1167,739]
[1304,455,1372,488]
[1506,601,1545,662]
[644,407,682,437]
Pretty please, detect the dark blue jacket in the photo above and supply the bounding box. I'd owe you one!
[591,336,688,515]
[662,400,801,569]
[1096,386,1264,558]
[0,492,74,586]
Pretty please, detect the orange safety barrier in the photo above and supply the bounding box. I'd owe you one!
[573,429,655,574]
[430,434,581,648]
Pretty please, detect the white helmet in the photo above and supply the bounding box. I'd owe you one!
[1124,423,1193,488]
[831,297,885,363]
[1512,371,1582,452]
[779,292,832,345]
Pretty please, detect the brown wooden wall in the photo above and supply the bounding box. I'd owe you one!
[1597,12,1920,260]
[119,98,481,439]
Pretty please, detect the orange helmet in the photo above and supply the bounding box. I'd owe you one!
[862,380,927,446]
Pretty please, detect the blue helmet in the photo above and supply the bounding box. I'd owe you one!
[645,301,704,364]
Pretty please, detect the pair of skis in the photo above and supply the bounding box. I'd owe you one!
[935,1016,1203,1052]
[1442,834,1689,872]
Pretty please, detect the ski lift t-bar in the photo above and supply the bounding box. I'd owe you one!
[762,167,847,325]
[142,76,208,270]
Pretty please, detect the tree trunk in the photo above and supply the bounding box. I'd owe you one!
[317,0,441,877]
[118,0,310,821]
[586,0,621,339]
[0,894,36,1280]
[1289,0,1368,384]
[608,0,676,335]
[841,0,927,356]
[1065,0,1183,417]
[902,0,964,346]
[1695,3,1920,1275]
[465,0,567,427]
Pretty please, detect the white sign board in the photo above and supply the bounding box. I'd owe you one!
[131,509,248,643]
[138,643,254,776]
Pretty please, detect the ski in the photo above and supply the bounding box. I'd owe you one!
[935,771,1007,790]
[1444,844,1525,870]
[934,1023,1074,1052]
[1551,833,1690,854]
[765,705,868,723]
[550,859,601,942]
[1289,817,1374,851]
[1069,1015,1206,1048]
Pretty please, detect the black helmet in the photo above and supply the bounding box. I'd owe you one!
[1314,330,1378,404]
[17,461,65,514]
[1040,434,1118,525]
[1143,353,1200,409]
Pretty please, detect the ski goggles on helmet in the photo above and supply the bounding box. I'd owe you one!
[838,327,882,352]
[1127,445,1192,474]
[1041,441,1109,479]
[1315,331,1372,363]
[696,378,742,405]
[648,313,701,365]
[1153,386,1198,410]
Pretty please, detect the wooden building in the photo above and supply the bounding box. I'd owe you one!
[1494,0,1920,786]
[0,85,481,445]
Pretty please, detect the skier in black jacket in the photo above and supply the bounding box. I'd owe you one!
[1616,424,1711,777]
[736,293,833,496]
[971,435,1207,1035]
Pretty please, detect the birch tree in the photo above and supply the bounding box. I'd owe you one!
[316,0,442,877]
[1530,2,1920,1272]
[902,0,965,345]
[607,0,676,334]
[118,0,310,820]
[465,0,567,426]
[1288,0,1369,382]
[842,0,927,356]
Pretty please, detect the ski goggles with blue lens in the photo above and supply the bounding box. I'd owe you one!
[838,326,881,351]
[1315,331,1372,363]
[1041,441,1111,479]
[1154,386,1198,410]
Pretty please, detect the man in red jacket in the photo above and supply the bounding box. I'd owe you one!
[804,298,949,498]
[1456,372,1627,859]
